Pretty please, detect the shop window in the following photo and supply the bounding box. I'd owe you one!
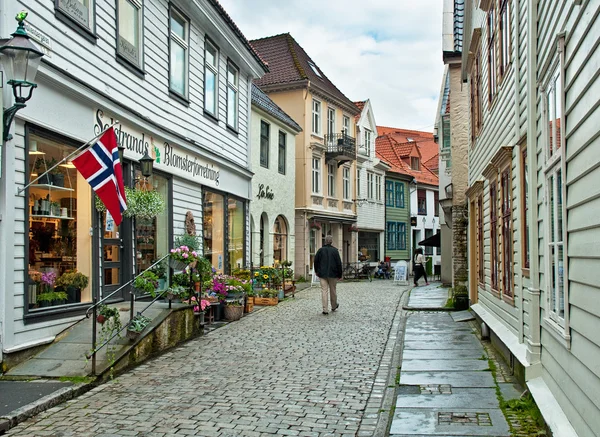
[309,228,317,269]
[273,215,288,264]
[169,6,189,99]
[203,191,225,273]
[117,0,143,69]
[228,197,244,272]
[358,231,379,263]
[26,130,93,310]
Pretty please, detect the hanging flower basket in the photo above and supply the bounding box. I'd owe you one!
[309,220,321,230]
[169,258,188,271]
[348,224,359,232]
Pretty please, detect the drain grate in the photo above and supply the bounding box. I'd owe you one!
[419,384,452,394]
[438,412,492,426]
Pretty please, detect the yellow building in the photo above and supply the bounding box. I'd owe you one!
[251,34,361,278]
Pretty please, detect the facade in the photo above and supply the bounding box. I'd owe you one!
[377,128,440,274]
[251,34,361,279]
[354,100,388,264]
[249,84,301,268]
[458,0,600,435]
[0,0,266,368]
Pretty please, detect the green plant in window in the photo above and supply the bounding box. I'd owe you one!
[174,233,202,251]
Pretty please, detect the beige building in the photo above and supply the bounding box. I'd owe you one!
[251,34,361,279]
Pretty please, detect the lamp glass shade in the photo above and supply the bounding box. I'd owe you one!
[140,151,153,178]
[0,36,44,83]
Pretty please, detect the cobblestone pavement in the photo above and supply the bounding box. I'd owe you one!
[7,281,407,437]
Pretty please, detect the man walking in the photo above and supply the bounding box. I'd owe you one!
[314,235,343,315]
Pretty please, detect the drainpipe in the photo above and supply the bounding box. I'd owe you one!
[526,0,541,374]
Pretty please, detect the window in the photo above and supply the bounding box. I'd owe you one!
[357,169,361,198]
[544,45,567,327]
[328,164,336,197]
[499,0,511,78]
[204,191,225,272]
[312,100,321,135]
[487,5,497,104]
[117,0,143,69]
[417,189,426,215]
[478,195,484,284]
[471,50,483,141]
[227,197,245,272]
[327,108,336,137]
[521,146,530,272]
[312,158,321,194]
[56,0,95,32]
[343,167,350,200]
[273,216,288,264]
[204,39,218,116]
[425,229,434,255]
[434,191,439,216]
[501,167,513,298]
[367,172,374,199]
[278,131,286,175]
[386,222,406,251]
[227,61,239,130]
[375,175,382,202]
[308,61,322,78]
[386,180,394,206]
[411,157,420,171]
[387,222,396,250]
[343,116,350,134]
[407,137,414,142]
[260,121,269,168]
[490,179,499,290]
[395,182,405,208]
[365,129,372,155]
[169,6,189,98]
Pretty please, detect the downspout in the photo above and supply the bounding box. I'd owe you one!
[526,0,541,373]
[247,77,253,267]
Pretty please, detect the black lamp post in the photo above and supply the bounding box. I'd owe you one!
[1,11,44,141]
[139,150,153,178]
[118,141,126,164]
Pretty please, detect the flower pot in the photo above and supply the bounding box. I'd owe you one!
[214,302,224,321]
[194,311,205,325]
[38,174,51,185]
[126,329,141,341]
[254,297,278,306]
[224,305,243,321]
[51,173,64,187]
[97,315,106,324]
[158,278,166,290]
[454,295,469,311]
[66,286,81,303]
[194,282,201,292]
[244,300,254,313]
[166,293,175,301]
[169,258,187,271]
[278,289,285,300]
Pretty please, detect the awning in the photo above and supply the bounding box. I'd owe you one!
[419,232,441,248]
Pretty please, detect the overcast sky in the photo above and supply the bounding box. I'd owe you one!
[219,0,445,132]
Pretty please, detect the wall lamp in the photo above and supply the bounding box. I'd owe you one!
[0,11,44,141]
[118,142,154,179]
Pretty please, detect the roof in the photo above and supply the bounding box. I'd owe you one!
[454,0,465,52]
[424,153,440,174]
[207,0,269,72]
[354,101,366,121]
[375,133,439,187]
[250,33,359,114]
[251,84,302,133]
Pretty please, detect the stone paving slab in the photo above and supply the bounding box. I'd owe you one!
[395,388,500,409]
[403,339,484,350]
[389,408,510,436]
[0,381,73,417]
[402,349,487,360]
[400,371,496,388]
[402,359,489,372]
[450,310,476,322]
[405,333,481,342]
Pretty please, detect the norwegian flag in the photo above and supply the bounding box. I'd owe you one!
[72,127,127,225]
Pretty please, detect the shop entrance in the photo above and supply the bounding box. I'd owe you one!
[100,211,128,301]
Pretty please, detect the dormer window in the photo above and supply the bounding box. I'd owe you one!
[411,157,420,171]
[407,137,414,142]
[308,61,322,78]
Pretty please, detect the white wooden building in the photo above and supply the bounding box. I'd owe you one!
[0,0,266,368]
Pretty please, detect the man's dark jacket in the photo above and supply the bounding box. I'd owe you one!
[314,244,343,279]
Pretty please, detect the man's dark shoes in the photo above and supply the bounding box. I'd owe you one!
[322,311,329,315]
[332,303,339,312]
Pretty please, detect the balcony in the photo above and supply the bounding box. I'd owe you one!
[325,132,356,166]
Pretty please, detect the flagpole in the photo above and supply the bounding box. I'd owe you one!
[18,120,121,194]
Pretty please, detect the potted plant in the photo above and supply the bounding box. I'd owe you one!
[254,289,279,306]
[172,272,191,289]
[150,259,168,290]
[309,220,321,230]
[169,245,198,271]
[224,301,244,321]
[49,164,64,187]
[165,285,188,302]
[127,314,152,340]
[133,270,159,297]
[244,289,255,313]
[37,291,68,307]
[174,233,202,251]
[55,270,89,303]
[123,187,166,219]
[34,157,52,185]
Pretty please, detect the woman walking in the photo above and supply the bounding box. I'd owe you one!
[413,248,430,287]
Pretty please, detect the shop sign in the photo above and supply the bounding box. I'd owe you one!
[94,109,220,187]
[256,184,274,200]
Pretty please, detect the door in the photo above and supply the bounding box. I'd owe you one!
[100,210,128,301]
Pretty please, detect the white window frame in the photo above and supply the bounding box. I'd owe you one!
[327,164,336,197]
[343,167,351,200]
[357,168,361,198]
[312,157,321,194]
[365,129,372,155]
[327,107,336,137]
[542,35,570,344]
[367,172,374,199]
[168,6,189,99]
[375,175,382,201]
[116,0,143,69]
[204,38,219,116]
[343,115,350,134]
[227,60,239,130]
[312,99,322,136]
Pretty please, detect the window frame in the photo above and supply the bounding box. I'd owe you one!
[487,4,497,105]
[478,194,485,284]
[328,164,336,197]
[500,165,513,299]
[386,180,394,207]
[387,222,397,251]
[397,222,407,250]
[499,0,511,79]
[365,129,372,155]
[204,38,219,117]
[471,49,483,141]
[343,167,351,200]
[411,157,420,171]
[278,131,286,175]
[312,157,321,194]
[226,60,240,131]
[417,189,427,215]
[375,175,382,202]
[490,178,499,291]
[260,120,269,168]
[395,182,405,208]
[116,0,144,72]
[521,145,530,275]
[168,5,190,101]
[327,107,336,137]
[55,0,97,39]
[343,115,350,134]
[367,172,374,200]
[312,99,322,136]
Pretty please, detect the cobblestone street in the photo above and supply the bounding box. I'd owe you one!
[7,281,407,437]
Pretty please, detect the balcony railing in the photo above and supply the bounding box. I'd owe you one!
[325,132,356,163]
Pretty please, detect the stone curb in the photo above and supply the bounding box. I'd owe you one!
[0,382,95,434]
[402,306,456,311]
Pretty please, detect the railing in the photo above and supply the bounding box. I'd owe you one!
[85,253,171,375]
[324,132,356,159]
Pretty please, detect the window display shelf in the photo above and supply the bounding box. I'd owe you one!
[30,214,74,220]
[30,184,74,192]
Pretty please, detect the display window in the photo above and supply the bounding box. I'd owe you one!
[203,191,225,272]
[273,215,288,264]
[26,129,93,311]
[228,197,245,272]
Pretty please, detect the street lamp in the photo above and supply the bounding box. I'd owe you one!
[139,150,153,178]
[0,11,44,141]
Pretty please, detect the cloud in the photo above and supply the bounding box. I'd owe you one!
[219,0,444,131]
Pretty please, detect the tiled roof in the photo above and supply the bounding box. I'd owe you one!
[376,133,439,187]
[251,84,302,133]
[424,153,440,173]
[354,101,366,121]
[251,33,359,114]
[377,126,434,142]
[206,0,268,72]
[454,0,465,53]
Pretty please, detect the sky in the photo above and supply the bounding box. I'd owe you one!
[219,0,445,132]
